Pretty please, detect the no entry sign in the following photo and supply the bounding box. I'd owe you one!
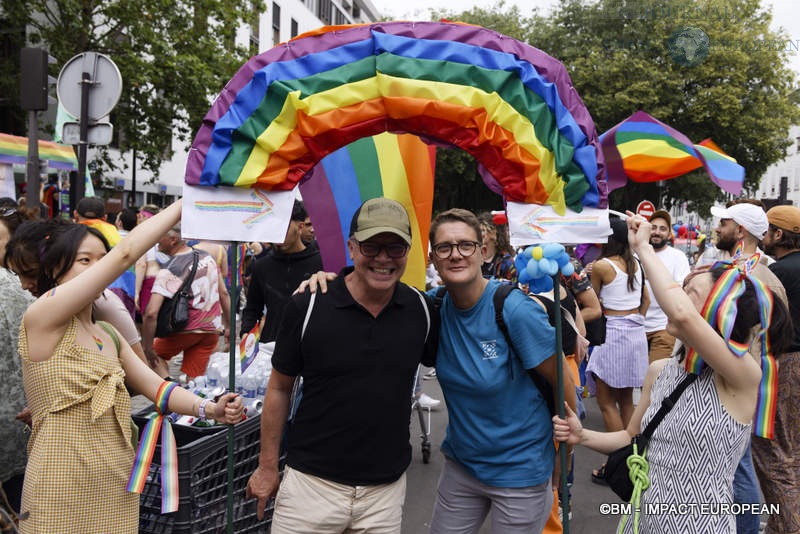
[636,200,655,220]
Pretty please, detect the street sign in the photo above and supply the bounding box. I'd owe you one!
[62,121,113,145]
[57,52,122,121]
[636,200,655,220]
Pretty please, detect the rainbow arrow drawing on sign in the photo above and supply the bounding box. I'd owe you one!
[194,189,274,225]
[522,207,600,238]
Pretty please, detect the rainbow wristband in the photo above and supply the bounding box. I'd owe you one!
[126,381,180,513]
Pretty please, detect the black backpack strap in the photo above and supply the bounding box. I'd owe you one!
[639,372,697,448]
[492,284,516,380]
[432,286,447,310]
[492,284,556,416]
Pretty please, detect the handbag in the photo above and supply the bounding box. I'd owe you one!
[603,372,697,501]
[155,250,199,338]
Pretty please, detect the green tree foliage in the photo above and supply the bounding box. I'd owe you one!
[1,0,260,180]
[434,0,799,216]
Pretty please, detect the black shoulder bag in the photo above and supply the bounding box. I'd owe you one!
[603,372,697,501]
[155,250,199,338]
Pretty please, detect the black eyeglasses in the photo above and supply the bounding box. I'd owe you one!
[432,241,481,259]
[356,241,410,258]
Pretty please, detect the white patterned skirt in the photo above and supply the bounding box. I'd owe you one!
[586,314,648,394]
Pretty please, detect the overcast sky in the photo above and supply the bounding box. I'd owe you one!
[371,0,800,77]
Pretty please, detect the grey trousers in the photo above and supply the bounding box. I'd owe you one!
[430,455,552,534]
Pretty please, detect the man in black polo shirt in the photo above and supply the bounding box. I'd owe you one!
[246,197,438,532]
[753,204,800,533]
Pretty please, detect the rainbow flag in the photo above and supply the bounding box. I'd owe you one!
[299,133,435,290]
[0,132,78,170]
[600,111,744,195]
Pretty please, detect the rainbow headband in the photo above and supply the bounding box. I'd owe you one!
[684,254,777,439]
[127,381,180,512]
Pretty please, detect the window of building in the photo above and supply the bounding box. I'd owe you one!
[796,136,800,152]
[250,1,260,55]
[318,0,332,24]
[291,18,298,38]
[334,6,346,25]
[352,2,360,18]
[272,2,281,45]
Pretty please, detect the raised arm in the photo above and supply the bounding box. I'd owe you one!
[626,213,761,391]
[25,201,182,334]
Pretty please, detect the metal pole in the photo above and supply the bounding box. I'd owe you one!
[130,148,137,207]
[76,71,91,200]
[227,242,240,534]
[553,275,569,533]
[25,110,41,210]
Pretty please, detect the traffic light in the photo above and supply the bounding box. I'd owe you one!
[20,47,56,111]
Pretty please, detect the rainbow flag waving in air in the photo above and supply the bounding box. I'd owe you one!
[600,111,744,195]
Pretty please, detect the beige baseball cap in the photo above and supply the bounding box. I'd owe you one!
[349,198,412,245]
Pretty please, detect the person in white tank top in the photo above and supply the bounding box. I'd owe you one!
[587,218,650,484]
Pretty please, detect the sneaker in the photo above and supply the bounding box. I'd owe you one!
[423,369,437,380]
[417,393,441,409]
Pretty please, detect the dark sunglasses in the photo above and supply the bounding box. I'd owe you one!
[356,241,409,258]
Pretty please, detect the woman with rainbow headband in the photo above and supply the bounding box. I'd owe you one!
[15,200,243,533]
[553,212,793,534]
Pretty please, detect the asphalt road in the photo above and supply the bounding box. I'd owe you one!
[403,371,623,534]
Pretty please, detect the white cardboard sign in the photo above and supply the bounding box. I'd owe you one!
[507,202,612,246]
[181,184,295,243]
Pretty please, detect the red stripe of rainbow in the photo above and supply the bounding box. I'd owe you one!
[126,381,180,512]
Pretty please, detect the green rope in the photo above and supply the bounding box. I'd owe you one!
[617,442,650,534]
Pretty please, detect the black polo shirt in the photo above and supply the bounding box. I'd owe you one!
[770,250,800,352]
[272,267,439,485]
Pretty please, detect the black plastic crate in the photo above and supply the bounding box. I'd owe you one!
[135,414,279,534]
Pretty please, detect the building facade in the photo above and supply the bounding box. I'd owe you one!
[101,0,380,208]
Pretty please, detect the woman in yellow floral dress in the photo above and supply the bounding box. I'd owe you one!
[14,201,243,533]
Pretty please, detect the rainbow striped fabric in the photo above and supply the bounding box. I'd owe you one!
[684,256,777,438]
[600,111,744,195]
[185,21,609,214]
[126,381,180,512]
[0,132,78,170]
[299,133,434,290]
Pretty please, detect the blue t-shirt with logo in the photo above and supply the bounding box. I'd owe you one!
[429,280,556,487]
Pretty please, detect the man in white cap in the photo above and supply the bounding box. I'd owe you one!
[706,199,774,266]
[707,199,781,534]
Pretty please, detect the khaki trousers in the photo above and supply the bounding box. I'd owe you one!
[271,467,406,534]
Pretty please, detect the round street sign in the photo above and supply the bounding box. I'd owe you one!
[57,52,122,121]
[636,200,656,220]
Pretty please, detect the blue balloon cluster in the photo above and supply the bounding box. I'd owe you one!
[514,243,575,294]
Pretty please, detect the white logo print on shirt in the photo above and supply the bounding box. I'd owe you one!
[480,340,499,360]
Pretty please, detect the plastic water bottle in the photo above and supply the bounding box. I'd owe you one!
[206,360,221,388]
[240,369,258,400]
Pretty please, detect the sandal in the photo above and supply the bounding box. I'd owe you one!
[591,464,609,486]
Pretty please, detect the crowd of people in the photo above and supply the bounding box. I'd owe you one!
[1,192,799,534]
